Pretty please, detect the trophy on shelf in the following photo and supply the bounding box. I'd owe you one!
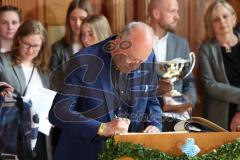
[157,52,196,112]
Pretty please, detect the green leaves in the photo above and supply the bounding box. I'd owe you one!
[98,137,240,160]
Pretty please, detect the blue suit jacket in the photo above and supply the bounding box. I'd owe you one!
[49,36,162,160]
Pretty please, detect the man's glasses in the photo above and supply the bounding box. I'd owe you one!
[20,40,41,52]
[103,40,146,64]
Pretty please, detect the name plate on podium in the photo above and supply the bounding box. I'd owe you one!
[114,132,240,156]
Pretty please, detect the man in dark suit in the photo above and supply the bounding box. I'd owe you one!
[49,22,162,160]
[149,0,197,131]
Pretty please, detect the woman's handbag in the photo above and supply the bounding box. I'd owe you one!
[0,95,39,160]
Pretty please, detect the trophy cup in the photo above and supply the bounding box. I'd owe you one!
[157,52,196,112]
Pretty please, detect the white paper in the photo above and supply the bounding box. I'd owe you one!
[25,87,57,135]
[38,115,53,135]
[163,111,190,120]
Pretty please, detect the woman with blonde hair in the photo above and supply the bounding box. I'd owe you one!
[0,20,51,160]
[80,14,112,47]
[198,0,240,131]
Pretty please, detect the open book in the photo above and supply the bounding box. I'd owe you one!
[174,117,228,132]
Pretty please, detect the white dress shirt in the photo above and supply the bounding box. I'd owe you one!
[153,33,168,62]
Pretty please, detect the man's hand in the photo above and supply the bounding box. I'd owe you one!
[157,78,172,96]
[102,117,130,137]
[230,112,240,131]
[143,125,160,133]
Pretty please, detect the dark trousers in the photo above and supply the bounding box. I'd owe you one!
[34,132,48,160]
[50,127,61,155]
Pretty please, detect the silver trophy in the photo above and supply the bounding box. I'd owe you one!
[157,52,196,111]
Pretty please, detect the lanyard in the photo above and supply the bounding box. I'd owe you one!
[12,65,35,96]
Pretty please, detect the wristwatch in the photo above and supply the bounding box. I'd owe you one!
[97,123,106,136]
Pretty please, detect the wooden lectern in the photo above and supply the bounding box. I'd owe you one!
[114,132,240,157]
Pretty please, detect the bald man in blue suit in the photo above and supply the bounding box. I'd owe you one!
[49,22,162,160]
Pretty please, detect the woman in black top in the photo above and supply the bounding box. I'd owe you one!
[198,0,240,131]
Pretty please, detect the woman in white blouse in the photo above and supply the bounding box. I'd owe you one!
[0,20,51,160]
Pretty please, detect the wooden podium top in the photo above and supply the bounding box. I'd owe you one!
[114,132,240,156]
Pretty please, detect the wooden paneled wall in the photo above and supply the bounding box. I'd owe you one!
[1,0,45,23]
[1,0,240,116]
[1,0,22,9]
[1,0,239,49]
[229,0,240,19]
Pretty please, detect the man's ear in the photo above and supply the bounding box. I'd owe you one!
[152,8,160,19]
